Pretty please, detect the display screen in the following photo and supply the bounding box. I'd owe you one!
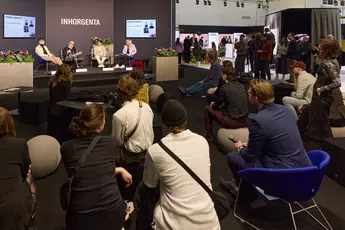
[4,14,36,38]
[126,19,156,38]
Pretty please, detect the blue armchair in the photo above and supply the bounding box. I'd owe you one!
[34,55,51,73]
[234,150,332,230]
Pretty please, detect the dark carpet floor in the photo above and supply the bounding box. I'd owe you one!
[1,66,345,230]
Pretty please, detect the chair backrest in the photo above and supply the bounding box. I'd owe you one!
[238,150,330,202]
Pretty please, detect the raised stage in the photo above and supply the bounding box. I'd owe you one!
[33,68,131,88]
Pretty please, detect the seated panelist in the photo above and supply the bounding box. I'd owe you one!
[35,38,63,66]
[115,39,137,68]
[62,40,84,69]
[94,40,107,68]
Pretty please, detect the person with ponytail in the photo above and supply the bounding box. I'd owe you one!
[61,104,134,230]
[0,107,35,230]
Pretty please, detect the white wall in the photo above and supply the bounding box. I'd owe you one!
[176,0,267,26]
[269,0,341,14]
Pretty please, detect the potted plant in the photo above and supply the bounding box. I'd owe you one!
[153,47,178,81]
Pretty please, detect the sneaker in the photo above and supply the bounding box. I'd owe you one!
[177,85,186,96]
[120,65,126,69]
[98,65,102,68]
[115,64,120,69]
[124,201,134,221]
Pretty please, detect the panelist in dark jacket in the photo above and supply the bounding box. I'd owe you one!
[62,40,84,69]
[177,52,222,96]
[226,79,312,183]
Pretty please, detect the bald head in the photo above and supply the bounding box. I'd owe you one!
[327,34,334,40]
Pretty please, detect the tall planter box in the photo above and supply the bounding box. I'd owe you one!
[152,56,178,82]
[0,63,33,90]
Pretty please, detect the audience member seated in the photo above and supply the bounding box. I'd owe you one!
[61,104,134,230]
[143,100,220,230]
[130,68,149,104]
[132,59,145,71]
[93,40,107,68]
[221,80,312,195]
[205,61,249,141]
[0,107,36,230]
[329,88,345,127]
[177,52,222,97]
[35,38,63,66]
[112,77,154,201]
[282,62,315,118]
[115,39,137,69]
[48,64,73,114]
[62,40,84,69]
[297,39,341,141]
[207,60,234,104]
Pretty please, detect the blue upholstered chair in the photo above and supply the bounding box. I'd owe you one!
[34,55,51,73]
[234,150,332,230]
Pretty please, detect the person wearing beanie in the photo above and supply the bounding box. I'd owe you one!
[282,61,315,118]
[221,79,312,197]
[112,77,154,202]
[143,100,220,230]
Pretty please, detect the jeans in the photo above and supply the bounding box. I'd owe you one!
[186,81,213,95]
[260,59,271,80]
[282,92,308,118]
[204,106,247,134]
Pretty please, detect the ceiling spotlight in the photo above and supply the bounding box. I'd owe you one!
[208,0,211,5]
[236,1,240,7]
[196,0,199,5]
[204,0,207,5]
[224,0,227,6]
[258,3,261,8]
[176,0,179,3]
[241,2,244,7]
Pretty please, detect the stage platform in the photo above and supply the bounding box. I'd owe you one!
[33,68,131,89]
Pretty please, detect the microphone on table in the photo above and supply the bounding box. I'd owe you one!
[228,135,239,143]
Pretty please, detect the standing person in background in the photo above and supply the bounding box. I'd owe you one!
[93,40,107,68]
[312,36,325,76]
[298,39,341,141]
[258,34,272,80]
[190,34,197,46]
[287,33,299,82]
[276,37,289,80]
[264,27,276,64]
[0,107,36,230]
[199,36,204,47]
[247,35,255,72]
[211,42,217,51]
[252,33,263,78]
[175,38,183,64]
[300,36,312,73]
[35,38,63,66]
[183,36,192,63]
[235,34,247,76]
[61,104,134,230]
[113,77,154,201]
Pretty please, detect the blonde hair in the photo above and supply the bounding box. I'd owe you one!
[126,39,133,46]
[249,79,275,104]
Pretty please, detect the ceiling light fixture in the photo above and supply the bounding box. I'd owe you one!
[224,0,227,6]
[196,0,199,5]
[236,1,240,7]
[258,3,261,8]
[208,0,211,6]
[204,0,207,5]
[241,2,244,7]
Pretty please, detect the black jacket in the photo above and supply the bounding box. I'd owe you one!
[287,40,299,60]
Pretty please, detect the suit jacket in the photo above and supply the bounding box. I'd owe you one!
[239,103,312,169]
[122,44,137,56]
[259,40,272,60]
[62,46,77,57]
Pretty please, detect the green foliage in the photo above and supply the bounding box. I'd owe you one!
[155,48,178,57]
[91,37,113,46]
[193,43,202,61]
[0,50,35,64]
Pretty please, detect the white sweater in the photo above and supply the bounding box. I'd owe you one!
[144,130,220,230]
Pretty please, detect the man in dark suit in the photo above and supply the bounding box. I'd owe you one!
[222,80,312,192]
[183,36,192,63]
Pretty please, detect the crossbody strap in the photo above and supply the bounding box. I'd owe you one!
[70,136,100,182]
[124,101,143,142]
[158,140,213,195]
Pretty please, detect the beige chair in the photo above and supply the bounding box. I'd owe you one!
[217,128,249,153]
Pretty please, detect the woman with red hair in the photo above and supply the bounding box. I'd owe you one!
[132,59,144,71]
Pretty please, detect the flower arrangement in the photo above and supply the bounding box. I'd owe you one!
[155,47,178,57]
[91,37,113,46]
[0,50,35,64]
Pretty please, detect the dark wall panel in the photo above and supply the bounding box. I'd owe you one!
[0,0,46,56]
[46,0,114,60]
[113,0,173,60]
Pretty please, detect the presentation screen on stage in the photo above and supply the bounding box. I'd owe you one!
[126,20,156,38]
[4,14,36,38]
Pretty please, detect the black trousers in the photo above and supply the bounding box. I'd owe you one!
[115,55,129,66]
[300,54,311,73]
[178,53,182,64]
[183,50,191,63]
[260,59,271,80]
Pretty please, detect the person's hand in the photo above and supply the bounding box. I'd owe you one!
[298,105,304,113]
[317,88,321,96]
[242,142,248,147]
[210,102,214,107]
[258,50,262,53]
[234,141,243,150]
[117,167,133,188]
[199,81,204,84]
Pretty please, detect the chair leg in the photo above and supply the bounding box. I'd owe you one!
[233,179,260,230]
[287,203,298,230]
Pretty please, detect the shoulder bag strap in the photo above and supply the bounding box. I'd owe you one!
[70,136,100,181]
[124,101,143,142]
[158,140,213,195]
